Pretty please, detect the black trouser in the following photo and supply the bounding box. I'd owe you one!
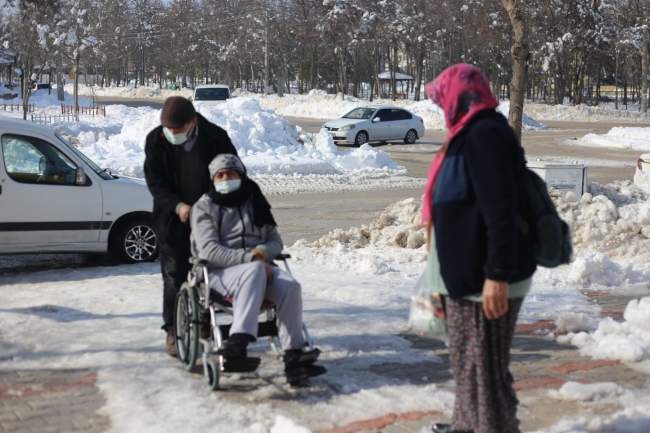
[159,219,191,332]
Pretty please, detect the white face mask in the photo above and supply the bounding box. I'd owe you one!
[214,179,241,194]
[163,126,191,145]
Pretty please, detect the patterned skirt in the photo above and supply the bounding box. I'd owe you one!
[446,297,524,433]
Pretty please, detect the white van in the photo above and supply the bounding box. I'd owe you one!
[192,84,230,104]
[0,118,157,263]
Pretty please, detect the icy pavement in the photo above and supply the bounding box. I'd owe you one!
[1,183,650,432]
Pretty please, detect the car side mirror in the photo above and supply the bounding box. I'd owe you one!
[75,168,87,186]
[372,117,380,123]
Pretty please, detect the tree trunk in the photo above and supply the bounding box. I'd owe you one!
[56,56,64,102]
[73,55,80,116]
[641,36,649,115]
[414,46,423,101]
[501,0,529,138]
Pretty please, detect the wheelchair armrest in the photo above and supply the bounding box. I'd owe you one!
[189,257,209,266]
[275,253,291,260]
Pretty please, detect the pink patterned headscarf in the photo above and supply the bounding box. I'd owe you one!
[421,64,499,225]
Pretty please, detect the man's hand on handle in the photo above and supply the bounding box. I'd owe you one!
[482,279,509,320]
[177,203,191,223]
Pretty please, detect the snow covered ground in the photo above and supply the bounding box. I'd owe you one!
[0,176,648,431]
[572,127,650,152]
[1,181,649,432]
[2,89,423,193]
[64,82,193,100]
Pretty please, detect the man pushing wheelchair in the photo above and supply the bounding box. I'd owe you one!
[189,153,326,385]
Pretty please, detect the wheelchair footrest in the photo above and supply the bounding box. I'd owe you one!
[222,357,261,373]
[219,320,279,340]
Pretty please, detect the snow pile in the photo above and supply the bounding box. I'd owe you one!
[525,101,650,123]
[550,381,625,402]
[297,198,425,251]
[292,198,426,275]
[9,88,92,108]
[196,98,404,176]
[22,96,413,187]
[559,297,650,363]
[497,101,547,130]
[552,183,650,261]
[65,83,193,100]
[573,127,650,152]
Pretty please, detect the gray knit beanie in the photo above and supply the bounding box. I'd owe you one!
[209,153,246,178]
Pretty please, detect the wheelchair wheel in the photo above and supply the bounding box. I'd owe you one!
[175,283,199,371]
[206,360,220,390]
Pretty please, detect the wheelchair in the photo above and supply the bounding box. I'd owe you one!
[173,253,314,390]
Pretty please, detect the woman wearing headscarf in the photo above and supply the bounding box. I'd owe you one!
[422,64,537,433]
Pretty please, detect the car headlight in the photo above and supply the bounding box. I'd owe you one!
[340,124,356,131]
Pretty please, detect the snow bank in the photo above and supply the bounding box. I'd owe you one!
[553,182,650,261]
[573,127,650,152]
[14,95,412,187]
[525,101,650,123]
[66,83,193,100]
[293,181,650,328]
[550,381,625,402]
[559,297,650,363]
[240,92,546,131]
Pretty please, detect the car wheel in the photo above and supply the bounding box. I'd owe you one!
[354,131,368,147]
[404,129,418,144]
[111,218,158,263]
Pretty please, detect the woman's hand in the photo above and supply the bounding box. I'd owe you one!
[482,279,509,320]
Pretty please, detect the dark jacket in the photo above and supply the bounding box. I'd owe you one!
[433,109,536,299]
[144,113,237,244]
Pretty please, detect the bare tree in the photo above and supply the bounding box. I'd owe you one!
[501,0,529,138]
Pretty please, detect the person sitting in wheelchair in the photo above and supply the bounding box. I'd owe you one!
[190,153,326,383]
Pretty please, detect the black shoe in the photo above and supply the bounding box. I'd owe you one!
[285,364,327,386]
[431,423,473,433]
[217,333,252,359]
[284,348,326,386]
[283,348,321,366]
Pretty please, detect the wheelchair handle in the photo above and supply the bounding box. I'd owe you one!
[275,253,291,260]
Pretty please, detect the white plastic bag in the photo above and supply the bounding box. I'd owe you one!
[408,274,447,338]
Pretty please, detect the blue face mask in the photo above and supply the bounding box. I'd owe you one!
[214,179,241,194]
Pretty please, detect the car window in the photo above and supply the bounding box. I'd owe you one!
[343,108,376,119]
[194,87,229,101]
[395,109,412,120]
[374,109,391,122]
[1,134,81,186]
[56,132,113,180]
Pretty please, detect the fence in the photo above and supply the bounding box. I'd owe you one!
[1,103,35,113]
[60,104,106,117]
[30,114,79,125]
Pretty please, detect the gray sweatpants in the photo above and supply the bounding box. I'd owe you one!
[209,261,305,350]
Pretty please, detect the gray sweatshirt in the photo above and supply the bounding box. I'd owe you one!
[190,193,283,268]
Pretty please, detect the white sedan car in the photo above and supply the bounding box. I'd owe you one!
[0,117,157,263]
[323,106,425,146]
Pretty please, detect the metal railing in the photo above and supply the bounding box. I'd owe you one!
[1,103,35,113]
[30,114,79,125]
[60,104,106,116]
